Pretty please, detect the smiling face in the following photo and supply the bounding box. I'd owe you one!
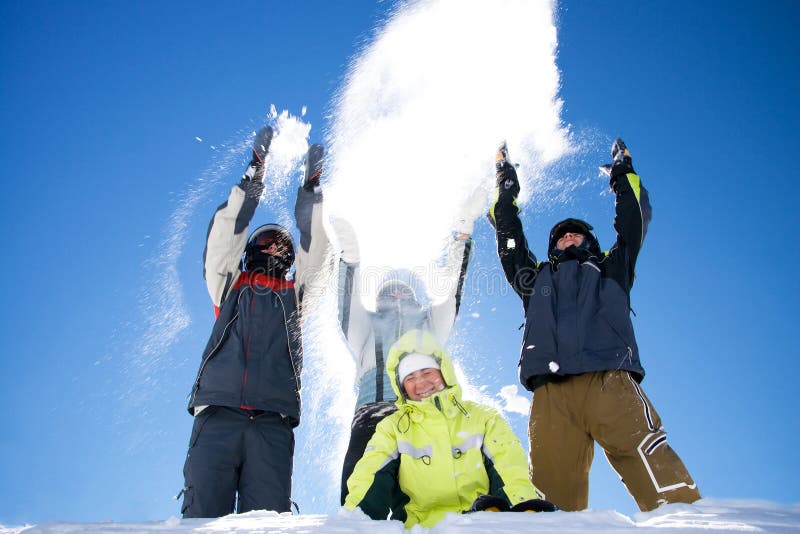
[402,368,446,401]
[555,231,585,251]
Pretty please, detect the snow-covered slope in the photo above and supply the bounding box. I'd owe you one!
[5,499,799,533]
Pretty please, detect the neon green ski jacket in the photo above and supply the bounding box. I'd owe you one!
[344,330,543,528]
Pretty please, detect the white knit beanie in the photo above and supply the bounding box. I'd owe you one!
[397,352,440,385]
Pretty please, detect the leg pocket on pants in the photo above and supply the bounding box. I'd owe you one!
[181,406,220,517]
[188,406,218,449]
[180,487,194,516]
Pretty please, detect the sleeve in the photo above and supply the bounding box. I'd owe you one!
[343,417,403,520]
[203,181,260,308]
[331,218,372,356]
[606,168,652,289]
[428,236,473,342]
[293,185,330,310]
[481,408,545,505]
[487,163,539,310]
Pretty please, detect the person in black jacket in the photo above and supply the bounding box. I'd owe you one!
[179,127,326,517]
[489,139,700,512]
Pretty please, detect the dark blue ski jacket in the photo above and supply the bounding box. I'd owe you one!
[188,183,324,426]
[489,163,652,392]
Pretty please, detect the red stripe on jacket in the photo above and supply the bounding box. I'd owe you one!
[213,271,295,318]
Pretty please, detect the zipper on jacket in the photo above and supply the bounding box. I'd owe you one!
[449,394,470,417]
[275,291,302,399]
[240,287,257,404]
[434,396,442,412]
[190,290,246,406]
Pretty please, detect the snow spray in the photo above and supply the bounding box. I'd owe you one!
[294,0,574,514]
[326,0,573,279]
[114,108,311,453]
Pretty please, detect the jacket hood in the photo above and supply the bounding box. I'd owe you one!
[386,330,461,407]
[375,268,430,311]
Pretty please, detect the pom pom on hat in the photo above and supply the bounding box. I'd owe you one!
[397,352,440,385]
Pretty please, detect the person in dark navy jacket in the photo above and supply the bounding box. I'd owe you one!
[180,127,326,517]
[489,139,700,512]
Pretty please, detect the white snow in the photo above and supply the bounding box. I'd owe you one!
[4,500,798,533]
[497,384,530,415]
[326,0,573,297]
[259,105,312,224]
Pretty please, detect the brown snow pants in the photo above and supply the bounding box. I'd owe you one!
[528,370,700,512]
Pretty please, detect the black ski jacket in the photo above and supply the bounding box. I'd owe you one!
[490,164,652,391]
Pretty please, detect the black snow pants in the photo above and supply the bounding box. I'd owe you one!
[339,401,398,504]
[182,406,295,518]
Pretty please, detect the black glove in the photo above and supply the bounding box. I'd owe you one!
[599,137,635,193]
[242,126,274,184]
[509,498,559,513]
[469,494,510,512]
[495,142,520,198]
[303,143,324,191]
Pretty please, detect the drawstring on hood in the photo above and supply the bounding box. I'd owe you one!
[397,405,414,433]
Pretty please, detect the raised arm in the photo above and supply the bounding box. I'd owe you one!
[427,183,486,340]
[602,139,653,288]
[294,144,330,310]
[428,236,472,342]
[203,127,273,309]
[487,144,538,310]
[333,217,372,355]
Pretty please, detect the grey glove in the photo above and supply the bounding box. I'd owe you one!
[599,137,635,193]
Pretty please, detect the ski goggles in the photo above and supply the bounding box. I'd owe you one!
[253,230,288,249]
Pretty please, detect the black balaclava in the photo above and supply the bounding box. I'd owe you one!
[547,218,601,262]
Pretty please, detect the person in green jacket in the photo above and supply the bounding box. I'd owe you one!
[344,330,556,528]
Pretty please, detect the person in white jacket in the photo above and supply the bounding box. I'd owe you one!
[303,146,485,504]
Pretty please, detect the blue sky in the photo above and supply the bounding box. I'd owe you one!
[1,0,799,526]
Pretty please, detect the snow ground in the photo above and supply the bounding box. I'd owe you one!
[4,499,799,534]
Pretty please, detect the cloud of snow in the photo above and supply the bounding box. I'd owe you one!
[260,106,312,228]
[498,384,531,415]
[326,0,573,294]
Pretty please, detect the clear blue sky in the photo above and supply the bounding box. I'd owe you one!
[1,0,798,526]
